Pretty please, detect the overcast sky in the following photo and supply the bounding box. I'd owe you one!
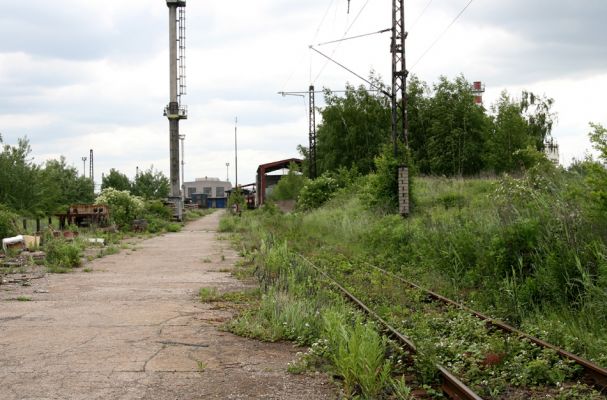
[1,0,606,187]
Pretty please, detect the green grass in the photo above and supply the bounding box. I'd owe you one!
[15,296,31,302]
[199,287,220,302]
[219,168,607,398]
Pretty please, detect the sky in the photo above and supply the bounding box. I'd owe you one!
[0,0,606,187]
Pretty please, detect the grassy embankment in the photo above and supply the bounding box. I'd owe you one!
[218,169,607,398]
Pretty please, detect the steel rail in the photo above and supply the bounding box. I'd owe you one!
[364,262,607,390]
[297,254,483,400]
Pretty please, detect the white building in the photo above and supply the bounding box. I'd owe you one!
[183,177,232,200]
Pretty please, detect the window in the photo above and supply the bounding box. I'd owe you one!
[216,187,225,197]
[187,187,196,197]
[203,187,212,195]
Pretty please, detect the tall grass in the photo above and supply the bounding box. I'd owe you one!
[222,165,607,366]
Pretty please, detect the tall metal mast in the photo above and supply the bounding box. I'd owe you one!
[165,0,187,219]
[391,0,409,216]
[308,85,317,179]
[89,149,94,192]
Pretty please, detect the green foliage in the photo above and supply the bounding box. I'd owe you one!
[144,200,172,220]
[323,310,391,398]
[0,204,18,239]
[0,137,41,214]
[228,188,246,210]
[45,239,82,272]
[316,76,392,175]
[101,168,132,192]
[199,287,220,302]
[131,166,170,200]
[297,174,339,211]
[416,75,489,175]
[268,163,308,201]
[0,137,93,216]
[96,188,144,229]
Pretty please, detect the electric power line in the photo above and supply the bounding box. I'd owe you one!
[281,0,336,91]
[313,0,374,84]
[316,28,390,47]
[309,46,390,96]
[410,0,475,71]
[410,0,434,30]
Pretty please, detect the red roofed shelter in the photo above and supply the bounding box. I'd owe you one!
[256,158,302,206]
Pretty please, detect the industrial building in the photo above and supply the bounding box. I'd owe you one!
[184,177,232,208]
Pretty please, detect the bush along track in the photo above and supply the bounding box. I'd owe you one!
[307,252,607,399]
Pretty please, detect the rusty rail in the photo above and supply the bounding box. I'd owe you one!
[297,254,483,400]
[365,262,607,391]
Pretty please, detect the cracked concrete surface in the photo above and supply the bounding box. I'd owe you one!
[0,211,336,399]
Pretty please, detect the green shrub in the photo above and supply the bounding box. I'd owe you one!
[166,223,181,232]
[144,200,171,220]
[269,163,308,201]
[0,204,18,240]
[96,188,144,229]
[45,239,82,271]
[297,174,339,211]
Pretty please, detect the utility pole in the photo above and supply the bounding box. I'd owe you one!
[89,149,94,192]
[308,85,317,179]
[234,117,238,189]
[391,0,409,216]
[81,157,87,177]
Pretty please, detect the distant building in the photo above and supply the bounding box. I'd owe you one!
[183,177,232,208]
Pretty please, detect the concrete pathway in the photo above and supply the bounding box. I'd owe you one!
[0,211,335,399]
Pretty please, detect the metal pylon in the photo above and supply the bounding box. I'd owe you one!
[308,85,317,179]
[391,0,410,216]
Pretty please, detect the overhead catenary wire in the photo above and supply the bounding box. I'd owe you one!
[315,28,391,47]
[410,0,434,29]
[410,0,475,71]
[309,46,390,97]
[281,0,336,91]
[313,0,374,84]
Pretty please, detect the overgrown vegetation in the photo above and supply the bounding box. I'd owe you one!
[224,240,406,398]
[220,122,607,396]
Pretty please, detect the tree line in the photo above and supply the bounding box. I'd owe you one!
[0,134,169,217]
[0,135,93,216]
[308,74,557,177]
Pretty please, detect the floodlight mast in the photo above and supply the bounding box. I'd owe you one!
[165,0,187,219]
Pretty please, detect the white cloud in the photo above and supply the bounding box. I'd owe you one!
[1,0,606,191]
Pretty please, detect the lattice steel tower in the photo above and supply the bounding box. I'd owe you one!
[308,85,317,179]
[164,0,187,205]
[391,0,409,216]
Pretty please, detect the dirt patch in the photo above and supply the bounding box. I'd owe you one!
[0,211,337,399]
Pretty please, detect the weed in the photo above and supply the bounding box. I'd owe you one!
[45,239,82,272]
[202,258,212,264]
[83,268,93,273]
[196,360,206,372]
[15,296,31,301]
[199,287,220,302]
[166,223,181,233]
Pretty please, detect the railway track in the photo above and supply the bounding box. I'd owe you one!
[297,253,607,399]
